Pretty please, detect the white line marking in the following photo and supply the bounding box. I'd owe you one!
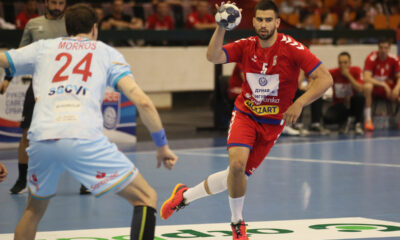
[177,152,400,168]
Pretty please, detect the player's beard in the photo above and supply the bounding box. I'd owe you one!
[256,25,276,41]
[47,8,64,18]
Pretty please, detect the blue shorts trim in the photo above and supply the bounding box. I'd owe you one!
[307,61,322,76]
[233,106,284,125]
[29,188,56,200]
[95,169,135,198]
[227,143,253,150]
[222,47,229,63]
[5,52,16,75]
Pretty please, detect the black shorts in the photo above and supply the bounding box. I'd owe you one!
[20,83,35,129]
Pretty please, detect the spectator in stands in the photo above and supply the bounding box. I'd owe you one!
[363,38,400,131]
[185,0,216,29]
[95,7,110,30]
[319,13,334,44]
[15,0,39,30]
[0,17,16,30]
[146,1,174,30]
[280,0,304,15]
[350,9,373,30]
[297,11,315,30]
[101,0,143,30]
[324,52,365,134]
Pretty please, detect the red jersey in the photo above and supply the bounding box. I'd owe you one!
[228,63,244,100]
[223,33,321,121]
[146,14,174,30]
[329,66,363,104]
[185,12,215,29]
[364,51,400,84]
[15,11,38,30]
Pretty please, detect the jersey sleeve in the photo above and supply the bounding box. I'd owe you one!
[6,41,41,76]
[363,53,375,72]
[106,46,133,89]
[292,43,321,76]
[353,66,363,83]
[222,38,247,63]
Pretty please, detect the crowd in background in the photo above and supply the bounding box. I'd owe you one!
[0,0,399,34]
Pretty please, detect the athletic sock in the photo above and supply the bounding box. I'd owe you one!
[364,108,372,122]
[183,181,208,204]
[229,196,245,224]
[18,163,28,182]
[183,168,229,204]
[131,206,156,240]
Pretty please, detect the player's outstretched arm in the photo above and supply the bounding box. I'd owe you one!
[0,162,8,182]
[284,63,333,124]
[0,53,10,69]
[117,76,178,170]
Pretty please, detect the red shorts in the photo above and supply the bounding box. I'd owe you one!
[227,110,284,176]
[373,81,395,98]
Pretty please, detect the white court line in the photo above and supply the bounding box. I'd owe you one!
[176,151,400,168]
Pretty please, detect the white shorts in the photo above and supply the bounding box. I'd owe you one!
[26,136,138,199]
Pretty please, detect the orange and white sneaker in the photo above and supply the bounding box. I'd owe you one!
[160,183,189,220]
[231,220,249,240]
[364,120,375,131]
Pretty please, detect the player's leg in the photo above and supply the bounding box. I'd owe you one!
[10,128,29,194]
[227,146,250,222]
[10,83,34,194]
[117,173,157,240]
[65,136,154,240]
[160,167,230,220]
[363,82,374,131]
[15,139,62,240]
[14,196,50,240]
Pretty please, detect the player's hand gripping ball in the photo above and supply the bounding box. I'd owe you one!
[215,3,242,31]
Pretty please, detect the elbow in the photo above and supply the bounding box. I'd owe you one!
[206,52,214,63]
[136,96,154,112]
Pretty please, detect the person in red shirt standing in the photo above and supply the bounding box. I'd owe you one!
[15,0,39,30]
[145,1,174,30]
[363,39,400,131]
[160,1,333,239]
[185,0,216,29]
[325,52,365,134]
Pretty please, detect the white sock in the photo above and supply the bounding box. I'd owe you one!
[207,167,228,194]
[229,196,245,224]
[183,168,229,204]
[364,108,371,121]
[183,181,208,204]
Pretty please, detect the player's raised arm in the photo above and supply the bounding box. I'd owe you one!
[206,25,227,64]
[117,75,178,170]
[284,63,333,124]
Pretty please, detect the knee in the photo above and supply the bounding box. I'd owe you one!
[229,158,247,176]
[142,187,157,208]
[364,83,373,94]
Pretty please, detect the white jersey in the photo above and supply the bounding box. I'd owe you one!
[6,37,132,141]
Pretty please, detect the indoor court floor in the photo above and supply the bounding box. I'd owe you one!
[1,130,400,240]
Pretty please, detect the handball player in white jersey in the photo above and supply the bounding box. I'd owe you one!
[0,4,178,240]
[160,1,332,239]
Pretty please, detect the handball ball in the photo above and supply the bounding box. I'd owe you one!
[215,3,242,31]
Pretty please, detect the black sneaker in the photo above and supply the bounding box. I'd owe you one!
[80,185,91,195]
[9,179,27,194]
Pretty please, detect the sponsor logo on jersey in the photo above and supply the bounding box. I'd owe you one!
[245,100,279,115]
[48,85,88,96]
[29,173,39,191]
[258,77,268,86]
[90,171,119,191]
[96,171,106,179]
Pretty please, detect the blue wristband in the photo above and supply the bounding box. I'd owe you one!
[151,128,168,147]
